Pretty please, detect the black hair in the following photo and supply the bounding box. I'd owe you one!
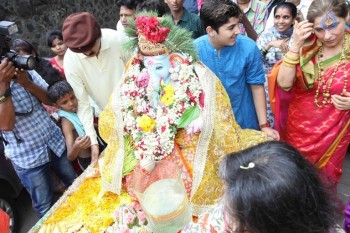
[115,0,138,9]
[200,0,242,32]
[274,2,298,19]
[46,29,63,48]
[11,39,38,57]
[220,141,338,233]
[136,0,171,17]
[11,39,63,86]
[48,80,74,103]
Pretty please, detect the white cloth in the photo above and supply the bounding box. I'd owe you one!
[116,20,124,31]
[64,28,129,145]
[264,0,313,32]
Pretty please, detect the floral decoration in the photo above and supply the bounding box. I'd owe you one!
[135,16,170,43]
[105,203,151,233]
[121,54,204,161]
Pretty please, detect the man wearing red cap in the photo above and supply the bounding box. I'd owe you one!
[62,12,129,163]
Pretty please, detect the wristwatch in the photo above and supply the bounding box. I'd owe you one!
[0,88,11,103]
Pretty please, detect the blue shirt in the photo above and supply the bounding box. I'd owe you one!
[2,70,65,169]
[58,110,85,137]
[194,35,265,129]
[184,0,198,14]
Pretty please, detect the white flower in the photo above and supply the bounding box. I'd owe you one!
[120,55,204,161]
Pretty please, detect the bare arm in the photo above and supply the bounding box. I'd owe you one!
[61,118,91,161]
[14,69,53,105]
[251,85,280,140]
[0,59,16,130]
[277,20,314,89]
[240,14,258,41]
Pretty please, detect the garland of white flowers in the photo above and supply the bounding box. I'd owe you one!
[121,55,204,161]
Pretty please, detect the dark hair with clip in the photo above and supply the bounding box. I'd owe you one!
[200,0,242,32]
[220,141,338,233]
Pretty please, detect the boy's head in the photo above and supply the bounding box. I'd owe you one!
[200,0,242,49]
[200,0,241,32]
[48,81,78,113]
[164,0,185,13]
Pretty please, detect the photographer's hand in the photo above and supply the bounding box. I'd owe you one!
[0,59,16,130]
[13,68,31,88]
[13,68,53,105]
[0,58,15,87]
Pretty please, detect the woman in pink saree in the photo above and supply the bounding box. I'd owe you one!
[269,0,350,186]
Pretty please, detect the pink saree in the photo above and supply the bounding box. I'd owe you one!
[269,32,350,185]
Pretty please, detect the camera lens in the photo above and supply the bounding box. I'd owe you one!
[13,54,36,70]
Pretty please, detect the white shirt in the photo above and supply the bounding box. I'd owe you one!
[64,28,129,145]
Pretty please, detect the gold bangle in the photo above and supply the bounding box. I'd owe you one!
[284,52,299,60]
[283,55,300,65]
[282,60,296,68]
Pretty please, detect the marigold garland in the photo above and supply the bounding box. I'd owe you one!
[42,177,132,233]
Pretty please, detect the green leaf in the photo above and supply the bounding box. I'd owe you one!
[178,106,200,128]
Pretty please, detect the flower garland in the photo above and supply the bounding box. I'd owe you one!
[135,16,170,43]
[121,55,204,161]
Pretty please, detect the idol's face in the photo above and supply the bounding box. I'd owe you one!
[144,55,171,82]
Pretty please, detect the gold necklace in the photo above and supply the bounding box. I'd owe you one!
[314,36,348,108]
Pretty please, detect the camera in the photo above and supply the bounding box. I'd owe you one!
[0,21,36,70]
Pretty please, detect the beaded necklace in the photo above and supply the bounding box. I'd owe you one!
[314,35,348,108]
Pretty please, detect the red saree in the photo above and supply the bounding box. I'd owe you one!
[269,32,350,185]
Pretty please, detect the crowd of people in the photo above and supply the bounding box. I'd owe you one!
[1,0,350,232]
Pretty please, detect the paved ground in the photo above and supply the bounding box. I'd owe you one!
[17,153,350,233]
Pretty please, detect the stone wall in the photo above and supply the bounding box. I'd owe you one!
[1,0,118,57]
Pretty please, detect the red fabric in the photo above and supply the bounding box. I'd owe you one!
[0,209,10,233]
[49,57,65,76]
[268,46,350,185]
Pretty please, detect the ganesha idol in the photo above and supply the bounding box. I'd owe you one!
[97,13,268,220]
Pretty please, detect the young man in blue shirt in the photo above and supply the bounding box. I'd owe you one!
[195,0,279,140]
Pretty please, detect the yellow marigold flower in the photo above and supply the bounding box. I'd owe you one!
[137,115,156,132]
[160,85,175,106]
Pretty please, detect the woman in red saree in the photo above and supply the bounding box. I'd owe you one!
[269,0,350,186]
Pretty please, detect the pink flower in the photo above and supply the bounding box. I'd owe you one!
[125,212,135,224]
[136,69,150,88]
[114,209,120,220]
[137,210,147,225]
[199,92,205,109]
[120,226,131,233]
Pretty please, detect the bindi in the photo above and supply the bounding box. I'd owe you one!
[320,11,339,30]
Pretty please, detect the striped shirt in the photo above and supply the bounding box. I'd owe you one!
[237,0,268,36]
[2,70,65,169]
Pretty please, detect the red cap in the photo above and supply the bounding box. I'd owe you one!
[62,12,101,53]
